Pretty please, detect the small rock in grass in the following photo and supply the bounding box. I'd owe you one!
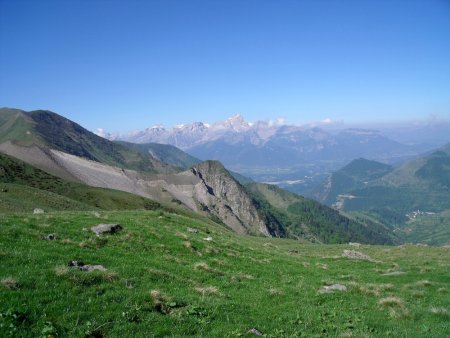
[382,271,405,276]
[203,236,213,241]
[348,242,361,248]
[68,260,85,267]
[33,208,44,214]
[248,327,263,336]
[80,264,107,272]
[43,234,57,241]
[342,250,372,261]
[187,227,199,233]
[68,260,106,272]
[319,284,347,294]
[91,223,122,235]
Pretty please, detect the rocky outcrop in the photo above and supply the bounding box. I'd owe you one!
[190,161,272,236]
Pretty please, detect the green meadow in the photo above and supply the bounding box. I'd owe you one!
[1,210,449,337]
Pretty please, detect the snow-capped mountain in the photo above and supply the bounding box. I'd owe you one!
[105,114,260,149]
[97,114,448,175]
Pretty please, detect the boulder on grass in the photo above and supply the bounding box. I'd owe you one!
[91,223,122,235]
[319,284,347,294]
[68,261,106,272]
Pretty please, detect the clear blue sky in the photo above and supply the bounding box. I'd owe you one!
[1,0,450,131]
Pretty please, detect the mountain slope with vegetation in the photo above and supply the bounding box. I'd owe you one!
[246,183,395,244]
[0,108,170,174]
[317,146,450,244]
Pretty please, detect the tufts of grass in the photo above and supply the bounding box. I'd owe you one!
[54,265,69,276]
[378,296,404,307]
[194,262,211,271]
[316,262,329,270]
[268,288,283,296]
[1,277,18,289]
[415,280,432,287]
[430,307,450,318]
[378,297,410,319]
[360,285,381,297]
[231,273,254,282]
[194,286,220,296]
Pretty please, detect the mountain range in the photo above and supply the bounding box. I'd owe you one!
[0,107,393,244]
[99,115,449,195]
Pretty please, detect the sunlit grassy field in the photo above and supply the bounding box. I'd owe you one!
[1,210,449,337]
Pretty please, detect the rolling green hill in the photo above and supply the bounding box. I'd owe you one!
[320,158,393,205]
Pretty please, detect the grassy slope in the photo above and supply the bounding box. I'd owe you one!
[0,109,37,146]
[27,110,161,172]
[323,158,393,205]
[402,210,450,246]
[0,210,449,337]
[319,150,450,244]
[0,108,164,173]
[0,152,162,212]
[246,183,395,245]
[117,141,201,170]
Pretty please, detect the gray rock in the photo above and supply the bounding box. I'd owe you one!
[203,236,213,241]
[33,208,44,214]
[80,264,107,272]
[68,260,85,267]
[68,260,106,272]
[43,234,56,241]
[319,284,347,294]
[342,250,372,261]
[248,327,263,336]
[382,271,405,276]
[187,227,199,233]
[91,223,122,235]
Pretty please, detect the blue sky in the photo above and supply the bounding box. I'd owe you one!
[1,0,450,131]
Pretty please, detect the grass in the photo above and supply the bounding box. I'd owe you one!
[1,210,449,337]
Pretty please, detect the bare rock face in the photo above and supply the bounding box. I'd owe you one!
[91,223,122,235]
[191,161,272,236]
